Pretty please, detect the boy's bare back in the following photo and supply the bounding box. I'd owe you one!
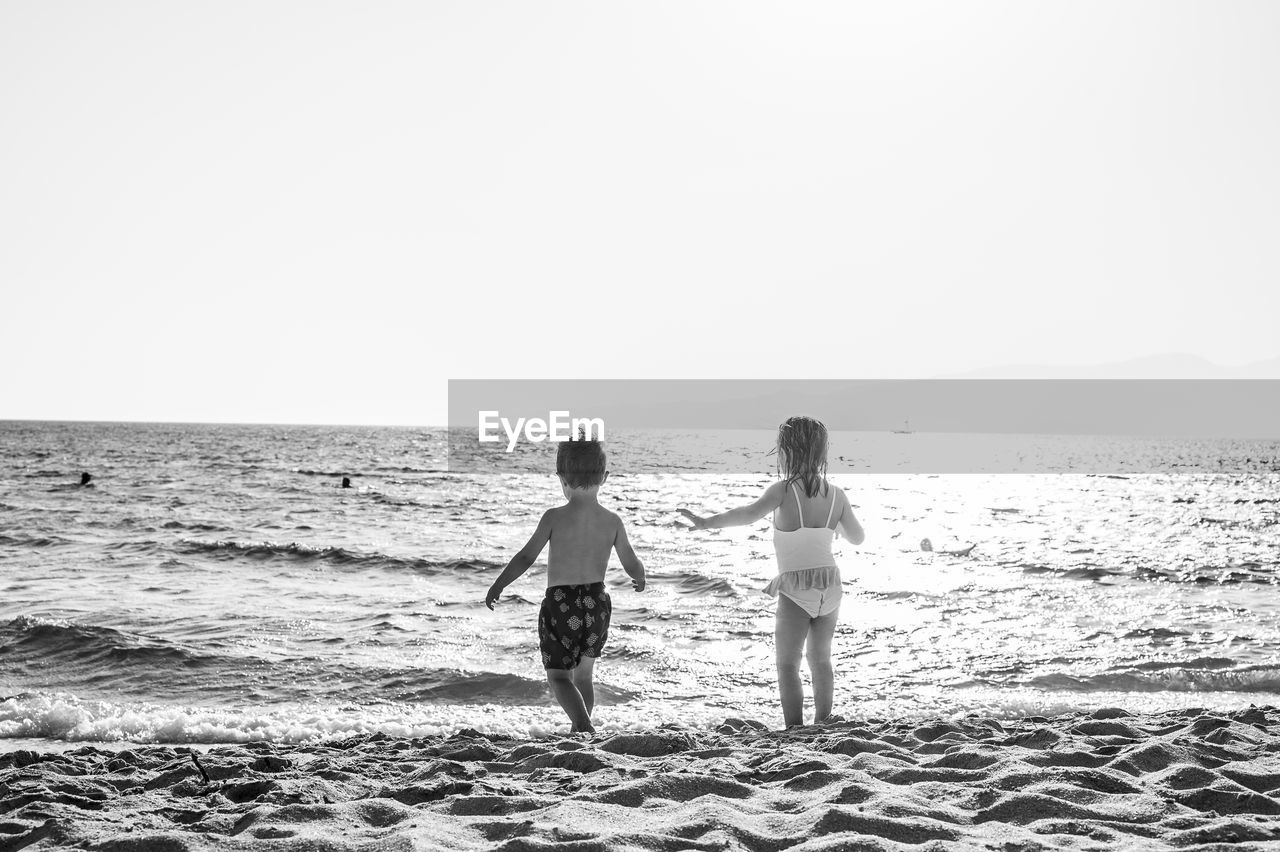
[545,501,622,587]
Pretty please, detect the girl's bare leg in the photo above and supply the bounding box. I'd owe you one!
[774,595,812,727]
[806,610,838,722]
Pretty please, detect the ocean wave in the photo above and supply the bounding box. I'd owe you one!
[370,493,426,508]
[1135,564,1278,586]
[377,671,634,703]
[0,691,472,743]
[289,464,446,479]
[0,691,703,744]
[0,615,260,679]
[0,617,631,708]
[1021,564,1120,582]
[671,572,742,598]
[1023,561,1277,586]
[0,533,69,549]
[161,520,232,533]
[1023,664,1280,693]
[175,540,500,575]
[1121,627,1190,641]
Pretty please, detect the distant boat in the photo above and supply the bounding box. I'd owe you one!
[891,419,913,434]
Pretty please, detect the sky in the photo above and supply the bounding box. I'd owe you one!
[2,1,1278,425]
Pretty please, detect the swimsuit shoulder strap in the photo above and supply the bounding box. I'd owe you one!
[790,482,805,526]
[825,482,839,528]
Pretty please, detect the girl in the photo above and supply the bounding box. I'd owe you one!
[679,416,864,727]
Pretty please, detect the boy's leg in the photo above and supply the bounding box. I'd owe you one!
[571,656,596,718]
[806,610,838,722]
[774,595,810,728]
[546,668,594,733]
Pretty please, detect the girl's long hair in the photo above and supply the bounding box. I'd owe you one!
[775,415,829,497]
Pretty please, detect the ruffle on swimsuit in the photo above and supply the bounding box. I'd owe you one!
[763,564,841,598]
[766,482,843,618]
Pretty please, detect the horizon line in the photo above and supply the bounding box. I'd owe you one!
[5,418,1280,443]
[0,417,445,429]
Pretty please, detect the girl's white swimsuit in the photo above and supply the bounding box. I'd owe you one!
[766,482,842,618]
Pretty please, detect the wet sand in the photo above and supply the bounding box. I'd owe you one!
[3,706,1280,850]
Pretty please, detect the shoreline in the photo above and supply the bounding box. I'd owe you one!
[3,706,1279,850]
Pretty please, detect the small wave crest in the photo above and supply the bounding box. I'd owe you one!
[1024,663,1280,693]
[161,520,231,533]
[1135,563,1278,586]
[0,533,70,549]
[1021,564,1119,582]
[369,493,426,508]
[1023,561,1278,586]
[671,572,742,598]
[175,540,500,575]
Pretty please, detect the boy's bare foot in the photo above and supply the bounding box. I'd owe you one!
[816,713,847,724]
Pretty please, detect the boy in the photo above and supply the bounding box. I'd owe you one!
[484,436,646,733]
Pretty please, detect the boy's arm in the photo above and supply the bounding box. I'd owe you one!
[833,488,866,545]
[613,517,646,591]
[485,511,553,609]
[678,481,786,530]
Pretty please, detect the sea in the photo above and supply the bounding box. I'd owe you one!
[2,420,1279,748]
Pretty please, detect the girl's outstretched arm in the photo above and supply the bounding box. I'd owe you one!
[679,481,786,530]
[833,488,866,545]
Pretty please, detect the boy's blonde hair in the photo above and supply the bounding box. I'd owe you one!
[556,432,606,489]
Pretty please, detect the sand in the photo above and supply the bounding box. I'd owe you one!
[3,706,1280,851]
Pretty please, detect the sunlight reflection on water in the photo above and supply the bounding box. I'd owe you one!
[1,422,1278,741]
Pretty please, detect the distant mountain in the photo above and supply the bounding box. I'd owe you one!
[939,353,1280,380]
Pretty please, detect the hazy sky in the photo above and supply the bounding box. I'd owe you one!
[3,1,1277,425]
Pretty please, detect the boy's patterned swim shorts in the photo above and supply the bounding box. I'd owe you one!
[538,582,612,670]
